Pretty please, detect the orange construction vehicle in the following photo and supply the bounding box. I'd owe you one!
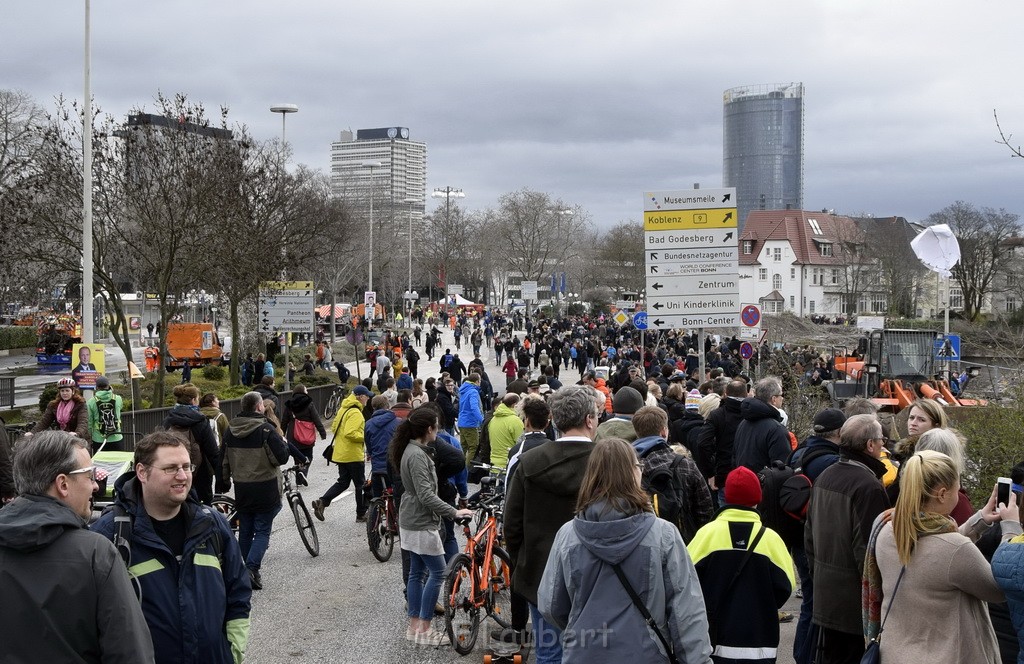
[829,328,982,413]
[164,322,224,370]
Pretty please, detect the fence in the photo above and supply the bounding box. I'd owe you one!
[118,383,337,449]
[0,377,14,409]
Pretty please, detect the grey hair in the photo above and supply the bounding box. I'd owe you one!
[13,430,88,496]
[839,413,882,452]
[549,385,601,432]
[754,376,783,403]
[241,391,264,412]
[916,428,966,475]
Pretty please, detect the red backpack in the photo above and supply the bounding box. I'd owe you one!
[292,419,317,445]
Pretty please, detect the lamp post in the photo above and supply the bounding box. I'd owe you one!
[431,187,465,316]
[269,104,298,144]
[365,161,383,296]
[82,0,94,344]
[404,197,418,320]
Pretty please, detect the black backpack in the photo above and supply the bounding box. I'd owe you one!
[640,443,699,543]
[95,399,119,437]
[756,446,837,548]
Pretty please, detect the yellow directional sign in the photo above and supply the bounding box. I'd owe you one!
[261,281,314,291]
[643,208,737,232]
[612,310,629,326]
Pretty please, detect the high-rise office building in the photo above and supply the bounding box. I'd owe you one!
[723,83,804,231]
[329,127,427,236]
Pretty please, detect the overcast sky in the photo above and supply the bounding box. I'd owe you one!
[4,1,1022,230]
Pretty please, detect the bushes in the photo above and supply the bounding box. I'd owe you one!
[0,325,37,351]
[201,364,226,381]
[950,404,1024,506]
[297,371,337,387]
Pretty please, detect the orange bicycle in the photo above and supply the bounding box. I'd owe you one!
[443,478,513,656]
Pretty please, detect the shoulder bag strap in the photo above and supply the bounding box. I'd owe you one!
[330,406,350,443]
[876,566,906,639]
[723,524,766,594]
[610,562,679,664]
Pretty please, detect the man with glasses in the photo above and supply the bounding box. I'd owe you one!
[92,430,251,664]
[503,385,603,663]
[804,414,890,664]
[733,376,792,473]
[1,431,154,663]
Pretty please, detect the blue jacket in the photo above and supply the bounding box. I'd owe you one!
[365,408,400,475]
[791,435,841,482]
[457,381,484,428]
[396,373,413,391]
[992,537,1024,664]
[92,475,251,664]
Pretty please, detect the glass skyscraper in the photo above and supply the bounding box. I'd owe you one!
[723,83,804,231]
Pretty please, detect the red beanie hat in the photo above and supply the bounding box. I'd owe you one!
[724,466,762,507]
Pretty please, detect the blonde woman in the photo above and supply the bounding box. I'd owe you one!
[863,450,1020,664]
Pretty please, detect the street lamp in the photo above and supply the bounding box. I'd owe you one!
[365,161,383,296]
[404,197,418,319]
[431,187,466,314]
[269,104,298,144]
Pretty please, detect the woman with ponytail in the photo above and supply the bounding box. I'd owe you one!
[862,450,1020,664]
[389,407,473,647]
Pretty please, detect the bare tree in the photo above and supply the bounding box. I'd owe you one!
[489,189,591,288]
[927,201,1021,321]
[594,220,645,295]
[995,110,1023,159]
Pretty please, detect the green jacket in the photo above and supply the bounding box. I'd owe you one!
[488,403,524,468]
[86,389,123,444]
[398,442,457,531]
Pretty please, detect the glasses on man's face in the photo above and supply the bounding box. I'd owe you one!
[67,466,97,481]
[150,464,197,475]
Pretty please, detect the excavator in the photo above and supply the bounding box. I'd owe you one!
[828,328,982,413]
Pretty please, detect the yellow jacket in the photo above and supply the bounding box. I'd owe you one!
[329,393,365,463]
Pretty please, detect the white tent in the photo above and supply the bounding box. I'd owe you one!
[436,294,478,306]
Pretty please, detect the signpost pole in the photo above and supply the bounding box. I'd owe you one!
[698,328,706,381]
[283,335,290,391]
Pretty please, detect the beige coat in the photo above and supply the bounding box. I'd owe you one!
[875,513,1020,664]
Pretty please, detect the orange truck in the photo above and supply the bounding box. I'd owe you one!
[164,322,224,369]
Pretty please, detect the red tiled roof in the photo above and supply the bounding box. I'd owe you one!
[739,210,857,266]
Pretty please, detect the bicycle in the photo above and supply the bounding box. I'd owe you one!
[443,489,513,655]
[211,494,239,534]
[323,384,346,420]
[366,484,398,562]
[282,465,320,557]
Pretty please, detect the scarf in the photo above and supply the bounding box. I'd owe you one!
[55,398,75,430]
[862,508,957,639]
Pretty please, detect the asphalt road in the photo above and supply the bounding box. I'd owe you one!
[243,325,801,664]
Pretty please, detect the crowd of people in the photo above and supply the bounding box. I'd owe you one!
[4,308,1024,664]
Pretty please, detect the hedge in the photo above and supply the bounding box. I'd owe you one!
[0,325,37,351]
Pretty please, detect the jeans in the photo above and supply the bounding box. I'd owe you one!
[529,603,562,664]
[442,518,458,563]
[238,502,282,572]
[322,461,366,517]
[407,550,446,621]
[793,546,817,664]
[370,472,391,499]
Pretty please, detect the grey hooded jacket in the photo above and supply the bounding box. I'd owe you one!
[538,501,713,664]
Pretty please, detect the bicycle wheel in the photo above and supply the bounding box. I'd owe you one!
[323,393,339,420]
[211,495,238,535]
[366,499,394,562]
[290,494,320,557]
[443,553,480,655]
[485,546,513,628]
